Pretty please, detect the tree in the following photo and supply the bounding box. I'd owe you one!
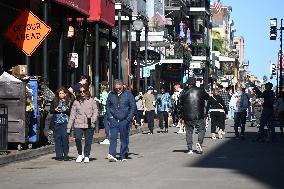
[263,75,268,83]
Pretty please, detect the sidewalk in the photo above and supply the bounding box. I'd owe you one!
[0,120,159,166]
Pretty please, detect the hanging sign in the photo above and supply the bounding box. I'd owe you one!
[4,10,51,56]
[68,53,79,68]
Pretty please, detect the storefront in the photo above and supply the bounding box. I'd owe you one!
[0,0,90,92]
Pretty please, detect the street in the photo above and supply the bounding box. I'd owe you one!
[0,120,283,189]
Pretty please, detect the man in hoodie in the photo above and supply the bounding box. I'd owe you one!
[106,79,136,162]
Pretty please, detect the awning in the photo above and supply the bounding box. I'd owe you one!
[88,0,115,27]
[54,0,90,17]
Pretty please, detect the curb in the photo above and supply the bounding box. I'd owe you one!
[0,124,156,166]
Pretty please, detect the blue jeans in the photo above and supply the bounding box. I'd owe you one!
[109,119,129,159]
[53,122,69,158]
[73,128,95,157]
[103,114,110,140]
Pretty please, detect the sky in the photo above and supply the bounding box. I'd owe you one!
[212,0,284,83]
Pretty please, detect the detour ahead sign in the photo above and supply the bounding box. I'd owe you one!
[4,10,51,56]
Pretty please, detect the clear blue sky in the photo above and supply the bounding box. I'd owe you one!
[213,0,284,82]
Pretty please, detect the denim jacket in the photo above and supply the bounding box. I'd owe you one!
[156,92,172,112]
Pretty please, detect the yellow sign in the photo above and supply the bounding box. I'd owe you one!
[4,10,51,56]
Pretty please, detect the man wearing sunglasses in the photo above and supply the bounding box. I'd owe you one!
[105,79,136,162]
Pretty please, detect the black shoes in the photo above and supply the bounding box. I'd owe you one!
[55,157,63,161]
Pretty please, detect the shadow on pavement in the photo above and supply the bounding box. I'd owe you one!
[188,132,284,189]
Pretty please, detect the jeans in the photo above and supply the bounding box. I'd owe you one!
[53,122,69,158]
[103,114,110,140]
[109,119,129,159]
[146,110,155,133]
[158,111,169,129]
[259,108,275,138]
[234,111,247,136]
[73,128,95,157]
[184,119,206,150]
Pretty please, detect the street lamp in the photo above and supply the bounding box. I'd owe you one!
[133,19,144,92]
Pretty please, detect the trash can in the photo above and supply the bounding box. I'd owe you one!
[0,104,8,153]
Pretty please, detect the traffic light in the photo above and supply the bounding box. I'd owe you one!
[270,18,277,40]
[271,63,276,75]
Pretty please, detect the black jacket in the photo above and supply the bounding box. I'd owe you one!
[179,86,209,121]
[207,94,228,115]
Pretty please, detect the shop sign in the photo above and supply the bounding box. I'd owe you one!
[143,67,150,78]
[4,10,51,56]
[68,53,79,68]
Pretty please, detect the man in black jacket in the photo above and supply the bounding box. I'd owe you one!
[254,82,276,141]
[179,77,209,154]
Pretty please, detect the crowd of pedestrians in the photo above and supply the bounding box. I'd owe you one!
[49,74,283,162]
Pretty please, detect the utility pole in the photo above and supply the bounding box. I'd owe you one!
[280,19,283,92]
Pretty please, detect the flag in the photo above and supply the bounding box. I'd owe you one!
[277,52,284,69]
[179,21,185,39]
[214,0,222,14]
[186,29,191,46]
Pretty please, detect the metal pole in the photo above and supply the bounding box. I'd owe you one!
[128,16,132,88]
[280,19,283,92]
[43,0,48,89]
[109,28,113,90]
[26,0,30,76]
[136,31,141,92]
[118,10,122,80]
[82,18,88,76]
[95,23,100,96]
[58,18,64,87]
[144,26,148,92]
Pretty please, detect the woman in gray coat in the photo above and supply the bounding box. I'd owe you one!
[67,84,98,163]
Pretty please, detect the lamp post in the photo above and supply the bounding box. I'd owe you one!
[133,19,144,92]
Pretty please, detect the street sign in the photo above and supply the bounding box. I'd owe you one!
[143,67,151,78]
[4,10,51,56]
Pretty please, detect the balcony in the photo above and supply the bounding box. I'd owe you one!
[165,0,187,15]
[191,44,210,57]
[189,0,210,13]
[165,42,192,64]
[115,0,133,12]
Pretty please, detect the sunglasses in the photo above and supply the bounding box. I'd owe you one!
[115,88,122,91]
[80,90,86,93]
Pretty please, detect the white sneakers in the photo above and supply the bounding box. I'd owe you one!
[177,129,186,134]
[76,155,84,163]
[76,155,90,163]
[187,150,194,155]
[196,143,203,154]
[84,157,90,163]
[212,133,217,139]
[218,130,223,139]
[108,154,118,162]
[100,139,110,145]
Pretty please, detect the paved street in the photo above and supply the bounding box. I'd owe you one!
[0,120,283,189]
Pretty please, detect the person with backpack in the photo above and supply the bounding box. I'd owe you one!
[207,88,228,139]
[229,86,249,139]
